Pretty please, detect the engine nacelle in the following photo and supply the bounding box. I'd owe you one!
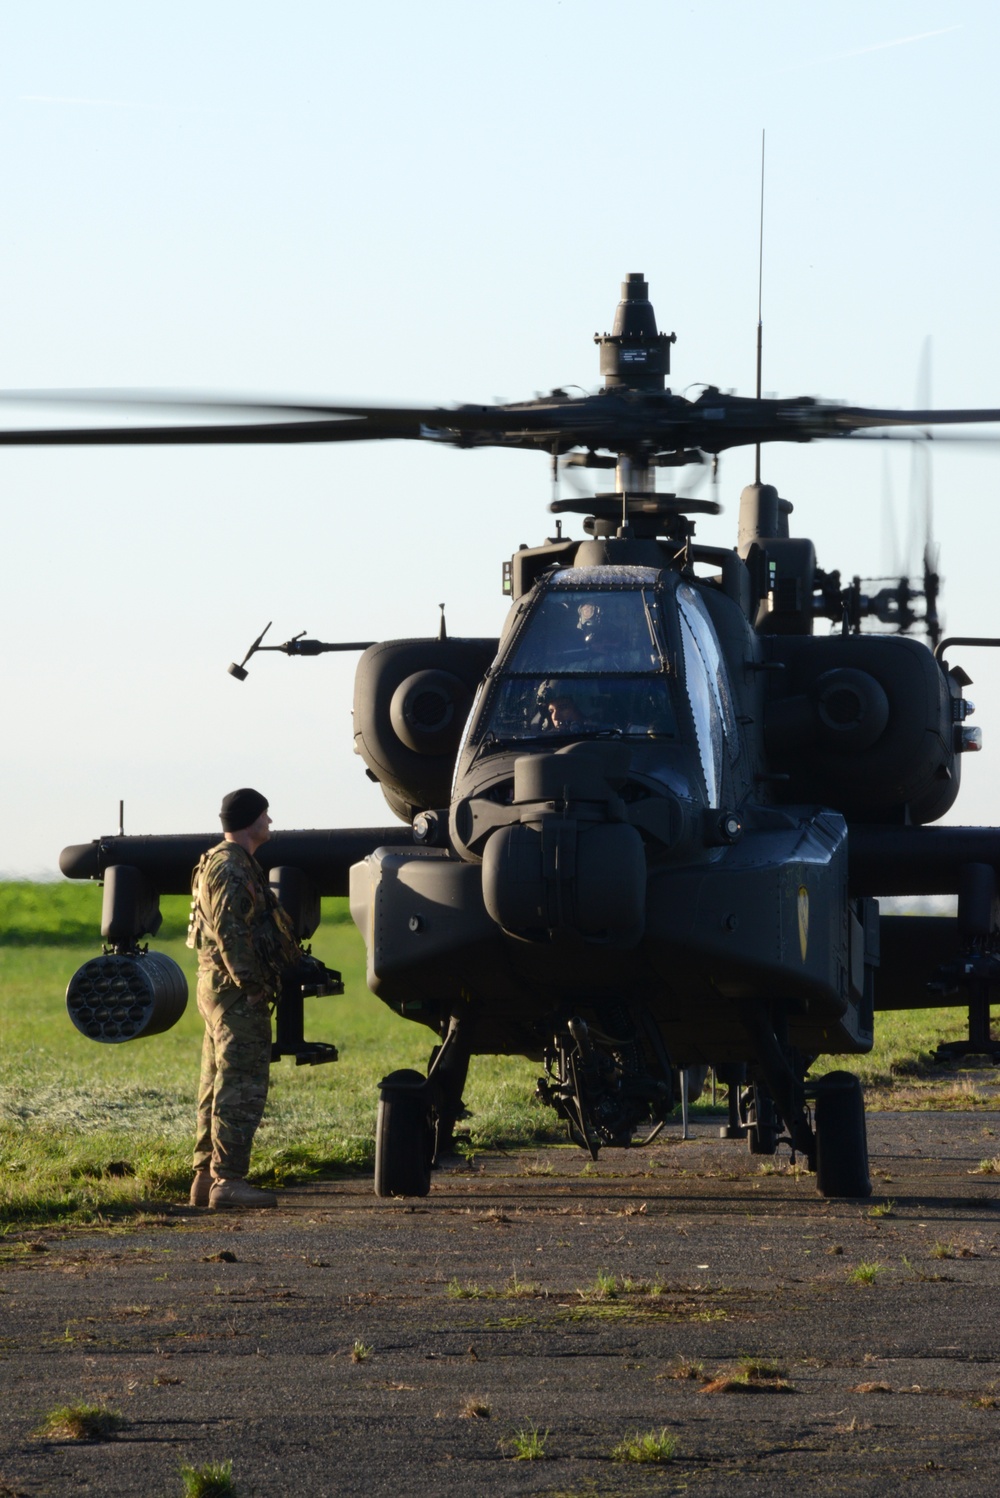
[763,634,962,824]
[353,637,497,822]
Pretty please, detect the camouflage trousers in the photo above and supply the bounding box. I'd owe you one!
[193,989,272,1181]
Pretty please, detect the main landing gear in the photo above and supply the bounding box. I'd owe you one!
[717,1016,871,1198]
[374,1012,472,1199]
[812,1071,870,1199]
[372,1002,871,1201]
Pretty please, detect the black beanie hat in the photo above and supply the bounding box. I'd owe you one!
[220,787,269,832]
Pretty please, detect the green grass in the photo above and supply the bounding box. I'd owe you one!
[0,882,557,1226]
[810,1006,985,1092]
[701,1358,793,1394]
[34,1402,125,1441]
[579,1270,619,1300]
[848,1261,883,1285]
[1,882,992,1226]
[504,1425,549,1460]
[179,1460,237,1498]
[610,1428,678,1463]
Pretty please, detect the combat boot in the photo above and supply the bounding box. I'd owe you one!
[189,1169,213,1208]
[209,1178,278,1210]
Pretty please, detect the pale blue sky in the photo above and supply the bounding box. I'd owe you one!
[2,1,999,873]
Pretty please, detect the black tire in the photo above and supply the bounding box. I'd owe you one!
[374,1069,434,1198]
[814,1071,871,1198]
[744,1084,779,1156]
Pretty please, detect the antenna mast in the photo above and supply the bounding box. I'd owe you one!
[755,130,765,486]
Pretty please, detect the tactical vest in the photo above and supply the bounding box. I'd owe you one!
[187,845,299,994]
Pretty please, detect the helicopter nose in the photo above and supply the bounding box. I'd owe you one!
[483,818,646,945]
[481,743,646,945]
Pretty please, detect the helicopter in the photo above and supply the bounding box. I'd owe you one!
[10,271,1000,1201]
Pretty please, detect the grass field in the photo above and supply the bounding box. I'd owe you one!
[0,882,987,1227]
[1,881,559,1226]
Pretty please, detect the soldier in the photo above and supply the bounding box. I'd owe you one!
[187,788,298,1210]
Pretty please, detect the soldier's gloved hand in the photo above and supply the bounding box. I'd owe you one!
[295,953,344,998]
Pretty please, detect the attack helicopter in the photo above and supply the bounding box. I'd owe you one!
[10,272,1000,1202]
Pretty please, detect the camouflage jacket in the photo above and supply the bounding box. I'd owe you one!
[187,841,299,1015]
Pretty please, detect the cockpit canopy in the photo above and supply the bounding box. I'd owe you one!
[465,565,742,807]
[473,568,677,744]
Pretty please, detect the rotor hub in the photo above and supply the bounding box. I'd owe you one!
[595,272,676,392]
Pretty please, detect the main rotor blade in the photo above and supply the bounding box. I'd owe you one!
[844,430,1000,445]
[2,385,1000,455]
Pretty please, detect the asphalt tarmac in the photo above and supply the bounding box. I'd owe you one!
[3,1111,1000,1497]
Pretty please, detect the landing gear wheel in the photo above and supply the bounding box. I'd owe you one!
[743,1083,779,1156]
[814,1071,871,1199]
[374,1069,434,1198]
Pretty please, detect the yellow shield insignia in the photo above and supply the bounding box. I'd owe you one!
[797,886,809,962]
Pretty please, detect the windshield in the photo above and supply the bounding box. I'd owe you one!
[506,588,665,674]
[474,584,677,746]
[676,583,740,805]
[483,674,678,741]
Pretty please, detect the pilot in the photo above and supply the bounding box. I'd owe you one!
[576,600,600,639]
[543,680,608,733]
[186,788,298,1210]
[547,690,585,732]
[575,594,659,672]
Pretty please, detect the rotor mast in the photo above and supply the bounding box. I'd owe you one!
[595,272,675,500]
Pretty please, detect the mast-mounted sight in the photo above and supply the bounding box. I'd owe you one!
[595,271,676,392]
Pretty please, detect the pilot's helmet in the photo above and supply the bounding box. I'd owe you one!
[538,678,591,727]
[576,600,601,635]
[538,677,572,709]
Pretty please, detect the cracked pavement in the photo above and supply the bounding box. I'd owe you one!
[3,1112,1000,1496]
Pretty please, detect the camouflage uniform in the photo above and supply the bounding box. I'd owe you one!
[188,841,298,1180]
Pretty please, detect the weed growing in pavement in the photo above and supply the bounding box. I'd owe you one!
[901,1254,953,1283]
[578,1270,618,1300]
[447,1273,544,1300]
[459,1395,491,1419]
[621,1276,664,1296]
[504,1271,543,1299]
[735,1358,787,1383]
[351,1340,372,1363]
[658,1356,705,1381]
[610,1428,678,1463]
[179,1461,237,1498]
[700,1358,792,1394]
[503,1425,549,1460]
[847,1261,883,1285]
[867,1199,895,1217]
[34,1402,125,1441]
[477,1208,511,1226]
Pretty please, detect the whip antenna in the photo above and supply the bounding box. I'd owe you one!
[755,129,766,485]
